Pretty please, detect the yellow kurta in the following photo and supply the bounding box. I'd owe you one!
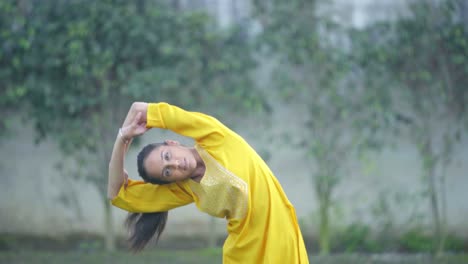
[111,103,309,263]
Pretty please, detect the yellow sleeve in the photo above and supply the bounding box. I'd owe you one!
[111,179,194,213]
[146,102,226,148]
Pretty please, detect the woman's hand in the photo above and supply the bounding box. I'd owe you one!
[122,102,148,128]
[120,112,149,141]
[123,169,129,189]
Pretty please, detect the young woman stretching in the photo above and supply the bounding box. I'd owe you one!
[108,102,309,263]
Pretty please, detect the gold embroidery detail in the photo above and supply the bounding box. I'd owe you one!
[188,145,249,219]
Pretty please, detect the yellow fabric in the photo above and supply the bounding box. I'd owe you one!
[111,180,193,213]
[187,145,249,220]
[111,102,309,263]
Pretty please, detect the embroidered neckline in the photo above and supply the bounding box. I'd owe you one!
[186,144,249,220]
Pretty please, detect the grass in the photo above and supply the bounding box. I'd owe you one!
[0,249,222,264]
[1,250,468,264]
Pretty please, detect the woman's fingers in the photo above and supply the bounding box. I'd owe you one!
[123,170,129,189]
[120,112,148,139]
[132,112,142,125]
[122,102,147,128]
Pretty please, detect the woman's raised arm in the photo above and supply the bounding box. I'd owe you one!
[146,102,228,148]
[107,108,149,199]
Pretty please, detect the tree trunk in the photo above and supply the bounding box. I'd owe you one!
[422,141,442,256]
[427,162,442,255]
[103,197,116,252]
[438,141,452,257]
[439,168,447,257]
[428,165,443,256]
[318,196,330,255]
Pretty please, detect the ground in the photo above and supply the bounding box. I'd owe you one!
[1,249,467,264]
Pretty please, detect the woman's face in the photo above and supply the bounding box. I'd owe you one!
[144,140,198,182]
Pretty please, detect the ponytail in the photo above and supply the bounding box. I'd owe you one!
[126,142,171,252]
[125,211,168,252]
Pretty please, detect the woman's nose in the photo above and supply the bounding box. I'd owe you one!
[169,159,180,168]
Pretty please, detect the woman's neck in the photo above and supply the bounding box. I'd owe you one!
[190,148,206,182]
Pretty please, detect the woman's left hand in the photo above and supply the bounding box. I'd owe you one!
[122,102,148,128]
[120,112,149,141]
[123,169,129,189]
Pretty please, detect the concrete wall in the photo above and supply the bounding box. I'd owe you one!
[1,104,467,238]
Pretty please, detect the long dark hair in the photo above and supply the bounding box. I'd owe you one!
[125,142,170,252]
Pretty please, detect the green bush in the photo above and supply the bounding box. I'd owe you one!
[399,229,468,253]
[444,234,467,253]
[0,235,14,251]
[334,223,381,253]
[399,228,433,253]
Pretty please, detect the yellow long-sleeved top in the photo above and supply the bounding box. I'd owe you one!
[111,103,309,263]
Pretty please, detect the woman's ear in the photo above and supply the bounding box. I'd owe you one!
[165,139,180,146]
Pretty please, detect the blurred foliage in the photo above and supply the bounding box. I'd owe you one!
[352,0,468,125]
[334,223,380,253]
[0,0,267,251]
[369,190,427,250]
[0,0,269,191]
[253,0,391,255]
[1,230,466,255]
[328,224,468,254]
[0,1,30,135]
[253,0,467,256]
[399,228,467,253]
[2,0,467,255]
[399,228,434,253]
[444,234,468,253]
[351,0,468,255]
[0,0,267,144]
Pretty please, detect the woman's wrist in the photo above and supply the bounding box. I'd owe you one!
[118,128,130,144]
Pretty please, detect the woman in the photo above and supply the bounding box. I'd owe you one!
[108,102,309,263]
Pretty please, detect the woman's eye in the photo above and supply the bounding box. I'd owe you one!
[164,152,170,161]
[164,168,171,177]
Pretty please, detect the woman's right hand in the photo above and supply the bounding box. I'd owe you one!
[120,112,149,141]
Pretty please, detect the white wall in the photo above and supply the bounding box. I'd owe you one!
[1,105,467,238]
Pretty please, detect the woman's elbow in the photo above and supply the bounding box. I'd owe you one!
[107,192,116,201]
[107,187,119,201]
